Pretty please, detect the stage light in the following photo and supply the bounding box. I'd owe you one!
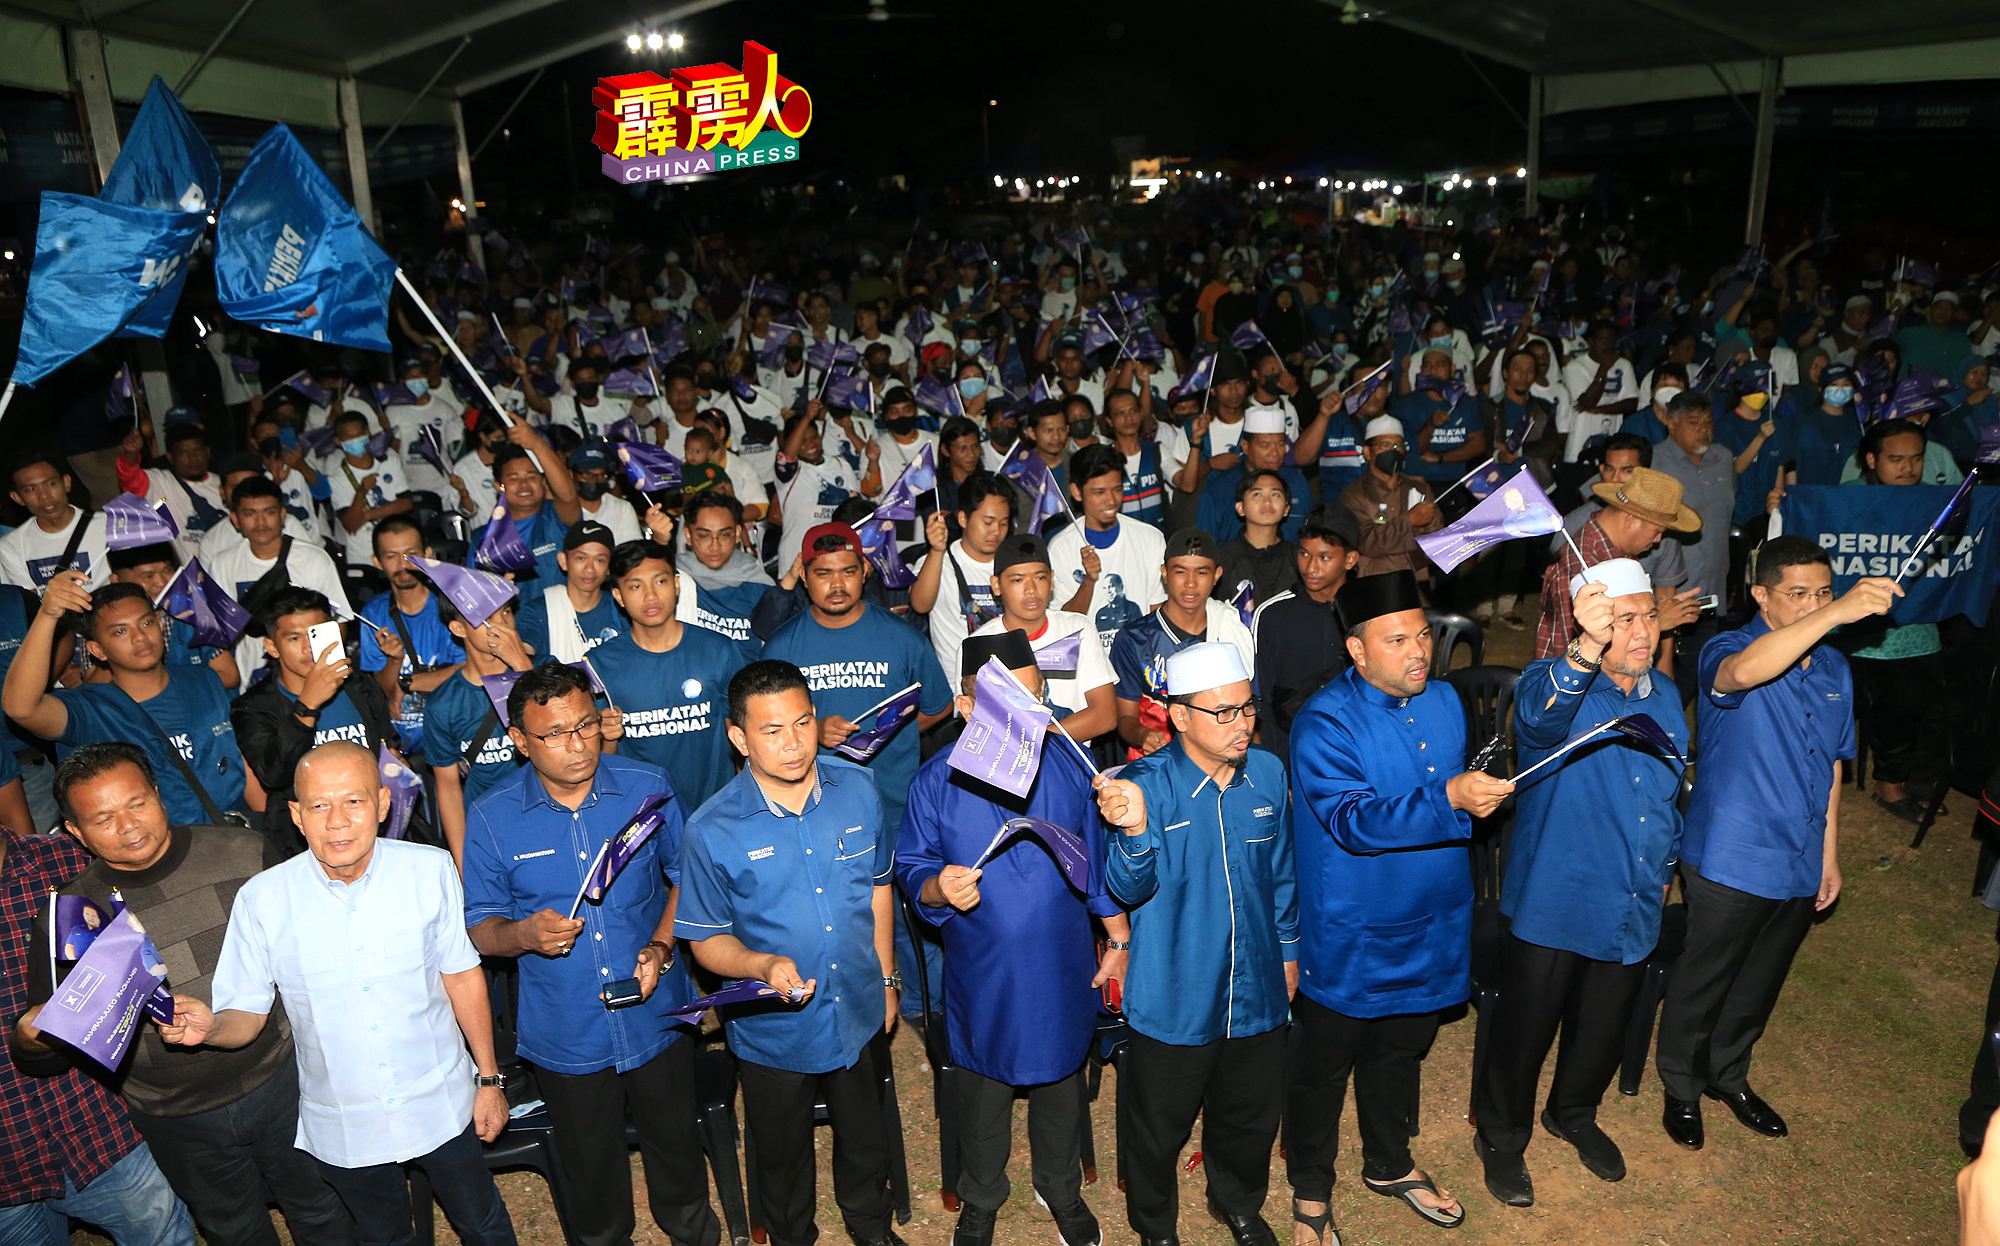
[667,32,684,50]
[1516,167,1527,177]
[625,33,642,51]
[646,32,664,50]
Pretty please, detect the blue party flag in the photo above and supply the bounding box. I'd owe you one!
[1229,578,1256,625]
[1230,320,1270,351]
[102,492,180,550]
[603,326,652,364]
[214,124,395,351]
[667,977,803,1018]
[1416,471,1563,573]
[1029,375,1058,404]
[411,426,447,473]
[903,305,933,348]
[806,337,862,372]
[1343,360,1393,414]
[100,76,218,340]
[155,558,250,649]
[948,658,1055,799]
[105,365,139,425]
[832,681,924,762]
[1514,712,1685,786]
[1169,353,1217,401]
[746,275,792,308]
[874,443,938,521]
[473,503,537,574]
[571,793,676,914]
[999,442,1068,535]
[967,815,1091,894]
[606,415,642,444]
[616,442,684,493]
[1080,311,1120,356]
[825,368,878,414]
[915,374,966,419]
[1413,371,1468,406]
[1054,225,1090,261]
[372,380,417,409]
[604,368,658,398]
[273,370,332,407]
[409,555,518,628]
[854,514,918,589]
[1038,631,1082,673]
[37,906,173,1070]
[379,746,424,841]
[654,320,688,365]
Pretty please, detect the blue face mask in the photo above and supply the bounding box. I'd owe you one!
[1288,265,1303,279]
[339,436,371,457]
[1429,335,1453,349]
[405,378,429,399]
[1325,290,1340,305]
[1368,282,1386,298]
[1060,276,1077,292]
[1446,278,1463,290]
[960,339,982,356]
[958,377,986,400]
[1332,342,1352,356]
[1824,385,1855,407]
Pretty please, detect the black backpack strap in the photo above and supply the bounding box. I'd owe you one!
[236,536,294,624]
[57,508,92,574]
[388,604,428,674]
[141,713,229,824]
[460,707,502,777]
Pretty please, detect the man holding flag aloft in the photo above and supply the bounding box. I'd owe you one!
[897,630,1129,1246]
[1472,559,1688,1206]
[462,662,719,1246]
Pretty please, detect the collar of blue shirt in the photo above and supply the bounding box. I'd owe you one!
[517,750,631,813]
[1166,739,1261,798]
[1351,670,1418,711]
[714,761,831,822]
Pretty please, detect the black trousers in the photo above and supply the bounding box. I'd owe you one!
[737,1042,893,1246]
[315,1124,516,1246]
[1284,994,1439,1192]
[954,1065,1086,1214]
[1472,928,1647,1155]
[534,1037,721,1246]
[1120,1025,1285,1239]
[129,1060,352,1246]
[1655,863,1815,1101]
[1960,912,2000,1155]
[1851,651,1945,785]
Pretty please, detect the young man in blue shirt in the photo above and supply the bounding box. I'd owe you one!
[679,492,772,662]
[361,518,466,749]
[514,520,625,662]
[1655,537,1895,1148]
[464,663,718,1246]
[464,426,584,591]
[3,574,245,829]
[594,539,745,813]
[419,564,534,863]
[678,661,902,1246]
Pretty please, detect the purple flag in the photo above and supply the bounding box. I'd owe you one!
[967,815,1090,894]
[1038,631,1081,674]
[379,746,423,841]
[999,442,1068,535]
[1028,375,1058,404]
[1125,326,1165,361]
[1079,311,1119,356]
[1169,353,1218,401]
[729,375,759,404]
[411,426,447,473]
[806,338,862,372]
[1893,474,1981,586]
[1229,578,1256,625]
[1882,370,1952,423]
[366,429,391,460]
[1230,320,1269,352]
[832,681,923,762]
[915,374,966,419]
[489,314,517,359]
[299,425,340,458]
[854,514,917,589]
[1462,459,1510,502]
[460,258,487,286]
[37,907,172,1070]
[1978,423,2000,465]
[568,657,608,698]
[575,793,675,908]
[825,368,877,413]
[757,329,793,370]
[1734,245,1768,279]
[746,275,792,308]
[52,894,117,961]
[616,442,683,493]
[473,503,537,574]
[1515,712,1686,785]
[373,380,417,408]
[1344,361,1394,414]
[276,370,332,407]
[1054,225,1089,261]
[227,353,261,376]
[604,367,658,398]
[654,321,688,366]
[102,492,179,550]
[1417,472,1563,573]
[407,555,518,627]
[604,326,652,363]
[667,977,803,1019]
[1413,371,1468,406]
[947,658,1054,798]
[1894,256,1940,288]
[157,558,250,649]
[480,669,526,725]
[875,443,938,521]
[903,305,933,349]
[606,415,642,444]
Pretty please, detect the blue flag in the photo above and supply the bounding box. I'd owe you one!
[158,558,251,649]
[874,443,938,521]
[1170,353,1217,401]
[214,124,396,351]
[1778,484,2000,625]
[854,514,917,589]
[603,326,651,363]
[825,368,877,414]
[1230,320,1269,352]
[915,374,965,419]
[1000,442,1068,535]
[101,76,219,340]
[1416,472,1564,573]
[12,195,208,386]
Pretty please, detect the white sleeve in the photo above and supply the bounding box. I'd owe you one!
[1075,624,1114,695]
[209,886,276,1016]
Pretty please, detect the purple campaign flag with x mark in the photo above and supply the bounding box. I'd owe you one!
[473,503,537,574]
[999,442,1068,535]
[967,816,1092,894]
[833,682,924,763]
[1417,472,1564,573]
[157,558,250,649]
[102,492,179,550]
[380,746,424,840]
[616,442,684,493]
[480,669,526,726]
[948,658,1055,798]
[1038,631,1081,674]
[37,906,173,1070]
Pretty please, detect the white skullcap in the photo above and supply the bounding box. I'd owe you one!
[456,310,477,321]
[1190,251,1207,264]
[512,297,534,309]
[1165,642,1251,697]
[1422,251,1441,263]
[1934,290,1960,304]
[1363,415,1403,442]
[1845,294,1873,310]
[663,250,681,264]
[1570,557,1652,601]
[1244,406,1288,435]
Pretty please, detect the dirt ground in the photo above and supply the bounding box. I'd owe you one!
[121,615,1993,1246]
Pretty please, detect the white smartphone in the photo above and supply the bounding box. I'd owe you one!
[307,621,344,664]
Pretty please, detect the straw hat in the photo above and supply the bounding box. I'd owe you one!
[1588,466,1701,532]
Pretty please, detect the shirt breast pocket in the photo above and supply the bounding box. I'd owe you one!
[1361,915,1434,995]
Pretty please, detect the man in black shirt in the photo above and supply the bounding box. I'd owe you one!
[1250,504,1362,764]
[1217,469,1300,610]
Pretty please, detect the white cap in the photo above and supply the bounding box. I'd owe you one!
[456,310,477,321]
[1190,251,1207,264]
[1244,406,1288,435]
[1422,251,1441,263]
[1569,557,1652,601]
[1845,294,1873,310]
[1651,384,1684,405]
[1934,290,1960,304]
[512,297,534,309]
[1363,415,1403,442]
[1164,642,1251,696]
[662,250,681,265]
[858,250,877,264]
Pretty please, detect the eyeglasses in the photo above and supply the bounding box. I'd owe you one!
[1776,587,1834,604]
[1182,698,1260,725]
[523,718,603,747]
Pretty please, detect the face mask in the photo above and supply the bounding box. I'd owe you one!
[339,436,370,457]
[885,414,918,434]
[1424,269,1440,281]
[573,381,600,401]
[1652,386,1684,408]
[867,360,891,379]
[406,378,429,399]
[1288,265,1304,279]
[1741,391,1770,411]
[1228,280,1244,295]
[1429,335,1453,349]
[1325,290,1340,305]
[990,422,1018,449]
[1446,278,1463,290]
[1069,417,1096,440]
[1136,240,1148,251]
[576,481,609,501]
[1824,385,1855,407]
[958,377,986,400]
[1259,372,1282,393]
[960,339,983,356]
[1060,276,1077,292]
[784,343,803,364]
[1372,448,1404,474]
[1332,342,1351,357]
[1368,282,1386,298]
[1700,300,1715,316]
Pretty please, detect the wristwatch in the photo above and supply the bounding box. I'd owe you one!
[291,698,322,722]
[882,972,902,991]
[1104,940,1132,951]
[474,1072,507,1088]
[1564,637,1602,672]
[643,939,677,971]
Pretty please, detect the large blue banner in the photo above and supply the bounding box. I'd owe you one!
[214,124,395,352]
[1779,483,2000,625]
[103,76,220,340]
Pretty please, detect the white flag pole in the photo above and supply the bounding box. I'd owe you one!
[394,268,517,426]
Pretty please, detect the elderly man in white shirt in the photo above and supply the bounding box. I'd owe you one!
[160,742,517,1246]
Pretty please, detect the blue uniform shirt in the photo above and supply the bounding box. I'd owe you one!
[1290,666,1471,1018]
[359,591,464,674]
[687,581,768,662]
[467,501,566,589]
[515,587,624,660]
[1105,741,1297,1046]
[1393,393,1484,484]
[162,617,220,672]
[895,741,1119,1084]
[592,628,745,812]
[1770,407,1861,488]
[1504,658,1686,964]
[676,759,893,1075]
[463,755,692,1074]
[1683,616,1854,900]
[54,670,245,825]
[1195,464,1310,545]
[424,670,525,802]
[760,604,952,835]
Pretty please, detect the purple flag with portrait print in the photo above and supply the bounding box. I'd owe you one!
[604,368,658,398]
[606,415,642,445]
[473,502,537,574]
[854,514,917,589]
[806,338,862,372]
[1417,472,1563,573]
[102,491,179,550]
[407,555,517,627]
[999,442,1068,535]
[947,658,1054,799]
[603,326,651,364]
[825,368,877,414]
[915,374,966,419]
[411,425,447,474]
[1413,371,1468,406]
[903,305,933,349]
[37,906,172,1070]
[156,558,249,649]
[1343,360,1394,415]
[967,815,1091,894]
[616,442,683,493]
[1079,311,1120,356]
[874,443,938,521]
[1230,320,1269,352]
[832,681,923,763]
[379,746,423,841]
[372,380,417,409]
[1169,353,1217,401]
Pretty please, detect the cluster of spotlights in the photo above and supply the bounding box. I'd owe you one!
[625,31,684,51]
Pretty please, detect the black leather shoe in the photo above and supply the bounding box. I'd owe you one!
[1474,1135,1534,1206]
[1139,1239,1180,1246]
[951,1203,995,1246]
[1541,1108,1627,1181]
[1705,1085,1788,1137]
[1205,1199,1278,1246]
[1662,1096,1704,1150]
[1049,1201,1100,1246]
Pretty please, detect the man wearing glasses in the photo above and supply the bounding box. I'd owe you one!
[462,662,720,1246]
[1654,537,1895,1149]
[1094,641,1297,1246]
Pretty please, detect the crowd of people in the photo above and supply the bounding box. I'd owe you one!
[0,192,1995,1246]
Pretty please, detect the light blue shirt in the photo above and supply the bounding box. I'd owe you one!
[211,839,483,1167]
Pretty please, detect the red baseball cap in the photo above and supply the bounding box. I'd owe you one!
[800,522,864,565]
